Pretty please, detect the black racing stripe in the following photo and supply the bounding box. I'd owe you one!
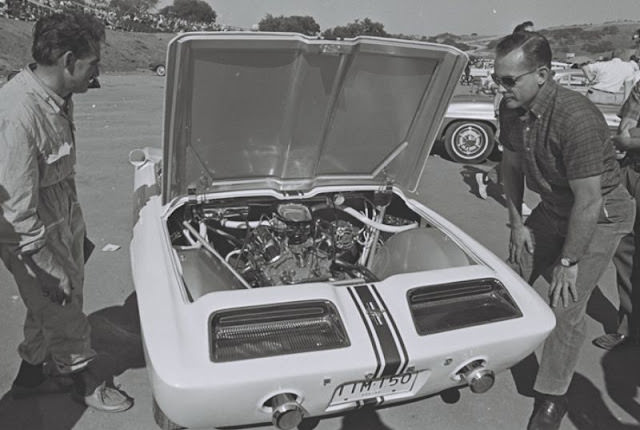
[354,285,401,376]
[348,287,381,378]
[370,285,410,374]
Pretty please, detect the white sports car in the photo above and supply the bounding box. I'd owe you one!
[129,32,555,430]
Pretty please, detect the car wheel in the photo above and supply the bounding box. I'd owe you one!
[153,397,186,430]
[443,121,495,164]
[155,65,166,77]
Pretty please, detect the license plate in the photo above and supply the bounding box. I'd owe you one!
[330,372,418,405]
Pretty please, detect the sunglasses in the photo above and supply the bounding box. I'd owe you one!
[491,69,538,89]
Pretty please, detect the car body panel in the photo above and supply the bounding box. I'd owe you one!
[131,169,555,428]
[130,33,555,429]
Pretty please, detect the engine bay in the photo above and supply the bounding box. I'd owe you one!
[167,188,471,293]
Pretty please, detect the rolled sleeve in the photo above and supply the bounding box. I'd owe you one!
[0,116,46,253]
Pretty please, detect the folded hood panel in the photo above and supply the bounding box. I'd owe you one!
[162,33,466,202]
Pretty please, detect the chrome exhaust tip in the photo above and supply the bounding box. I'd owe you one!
[457,360,495,393]
[270,393,306,430]
[467,368,495,393]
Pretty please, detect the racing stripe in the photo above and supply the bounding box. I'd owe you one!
[353,285,401,377]
[347,287,382,378]
[370,285,410,374]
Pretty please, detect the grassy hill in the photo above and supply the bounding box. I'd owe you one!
[2,16,640,79]
[0,16,175,77]
[469,21,640,60]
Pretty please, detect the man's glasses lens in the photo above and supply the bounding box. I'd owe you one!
[491,73,517,88]
[491,69,537,88]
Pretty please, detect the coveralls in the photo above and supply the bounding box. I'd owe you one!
[0,66,96,373]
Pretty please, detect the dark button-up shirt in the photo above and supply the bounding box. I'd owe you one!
[500,79,621,218]
[618,80,640,165]
[619,79,640,123]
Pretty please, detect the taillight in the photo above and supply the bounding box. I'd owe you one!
[210,301,350,362]
[408,279,522,335]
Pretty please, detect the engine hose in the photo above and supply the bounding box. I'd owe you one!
[339,207,418,233]
[205,225,243,246]
[219,219,270,229]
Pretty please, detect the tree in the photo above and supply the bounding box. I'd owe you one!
[159,0,216,23]
[322,18,388,40]
[109,0,158,16]
[258,14,320,36]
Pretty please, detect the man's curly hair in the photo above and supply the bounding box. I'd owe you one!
[32,11,105,65]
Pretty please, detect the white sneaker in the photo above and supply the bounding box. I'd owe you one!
[82,382,133,413]
[475,172,488,199]
[522,203,532,217]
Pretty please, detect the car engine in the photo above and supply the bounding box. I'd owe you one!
[168,190,421,288]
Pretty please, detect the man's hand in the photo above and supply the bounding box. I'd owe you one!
[611,133,633,152]
[550,264,578,307]
[508,224,534,265]
[41,270,72,306]
[23,247,73,306]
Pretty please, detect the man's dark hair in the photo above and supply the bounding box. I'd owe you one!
[513,20,534,33]
[32,12,105,66]
[496,31,552,69]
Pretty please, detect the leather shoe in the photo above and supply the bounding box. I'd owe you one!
[593,333,640,351]
[527,395,568,430]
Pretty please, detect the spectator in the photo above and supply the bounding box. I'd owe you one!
[0,11,132,412]
[583,51,639,105]
[495,31,634,429]
[593,29,640,351]
[513,20,534,33]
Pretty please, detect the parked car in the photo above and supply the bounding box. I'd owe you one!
[129,32,555,430]
[552,68,591,94]
[149,62,166,76]
[439,88,621,164]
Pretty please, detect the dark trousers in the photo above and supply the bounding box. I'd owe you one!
[611,165,640,337]
[512,185,635,395]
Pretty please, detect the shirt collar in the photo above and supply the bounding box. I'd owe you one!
[527,79,557,120]
[24,63,71,114]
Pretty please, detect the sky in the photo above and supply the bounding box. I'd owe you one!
[160,0,640,37]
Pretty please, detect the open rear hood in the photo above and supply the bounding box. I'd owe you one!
[162,32,466,203]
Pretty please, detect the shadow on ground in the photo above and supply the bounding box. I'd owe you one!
[602,344,640,426]
[460,164,506,207]
[0,292,144,430]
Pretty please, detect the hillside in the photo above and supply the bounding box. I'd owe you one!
[469,21,640,60]
[2,16,640,79]
[0,16,175,77]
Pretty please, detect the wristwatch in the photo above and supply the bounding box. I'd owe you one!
[559,257,578,267]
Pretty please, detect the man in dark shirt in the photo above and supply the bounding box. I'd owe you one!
[495,31,635,429]
[594,68,640,350]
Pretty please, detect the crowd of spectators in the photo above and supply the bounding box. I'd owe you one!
[1,0,219,33]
